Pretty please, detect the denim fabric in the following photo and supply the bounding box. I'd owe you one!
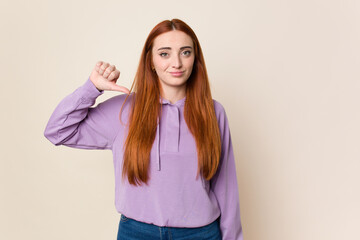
[117,214,222,240]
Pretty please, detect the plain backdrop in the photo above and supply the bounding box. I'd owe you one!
[1,0,359,239]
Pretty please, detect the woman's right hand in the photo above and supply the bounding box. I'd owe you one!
[89,61,130,94]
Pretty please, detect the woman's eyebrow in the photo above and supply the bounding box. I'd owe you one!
[157,47,171,51]
[180,46,193,50]
[157,46,193,51]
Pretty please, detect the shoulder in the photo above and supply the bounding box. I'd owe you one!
[212,99,227,119]
[97,92,134,111]
[94,92,134,124]
[212,99,231,136]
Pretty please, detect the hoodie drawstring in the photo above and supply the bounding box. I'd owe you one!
[155,99,206,189]
[156,120,161,171]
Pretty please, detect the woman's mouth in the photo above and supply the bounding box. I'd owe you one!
[170,71,184,77]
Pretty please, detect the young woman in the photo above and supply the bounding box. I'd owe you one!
[44,19,243,240]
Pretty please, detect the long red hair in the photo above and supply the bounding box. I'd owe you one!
[121,19,221,186]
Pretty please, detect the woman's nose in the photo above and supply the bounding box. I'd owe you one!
[172,55,182,69]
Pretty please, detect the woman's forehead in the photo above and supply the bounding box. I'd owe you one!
[153,30,193,50]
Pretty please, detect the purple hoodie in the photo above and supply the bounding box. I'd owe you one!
[44,78,243,240]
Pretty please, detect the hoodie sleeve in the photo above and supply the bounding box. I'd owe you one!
[44,78,125,150]
[211,100,244,240]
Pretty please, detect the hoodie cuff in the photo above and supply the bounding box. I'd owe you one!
[81,77,104,99]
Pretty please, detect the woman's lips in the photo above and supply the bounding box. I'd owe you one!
[170,71,184,77]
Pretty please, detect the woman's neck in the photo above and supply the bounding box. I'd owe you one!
[160,85,186,104]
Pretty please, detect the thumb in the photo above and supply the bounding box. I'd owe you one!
[109,82,130,94]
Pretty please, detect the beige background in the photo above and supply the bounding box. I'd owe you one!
[1,0,359,239]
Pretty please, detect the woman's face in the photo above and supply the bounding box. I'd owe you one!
[152,30,195,94]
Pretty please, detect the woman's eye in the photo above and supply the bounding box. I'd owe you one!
[160,52,168,57]
[182,50,192,56]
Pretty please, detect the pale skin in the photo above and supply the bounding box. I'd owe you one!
[89,61,130,94]
[89,30,195,104]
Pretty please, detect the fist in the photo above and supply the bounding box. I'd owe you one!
[89,61,130,94]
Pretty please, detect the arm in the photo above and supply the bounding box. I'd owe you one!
[211,101,244,240]
[44,78,120,149]
[44,61,130,150]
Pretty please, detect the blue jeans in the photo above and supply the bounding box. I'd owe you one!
[117,214,222,240]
